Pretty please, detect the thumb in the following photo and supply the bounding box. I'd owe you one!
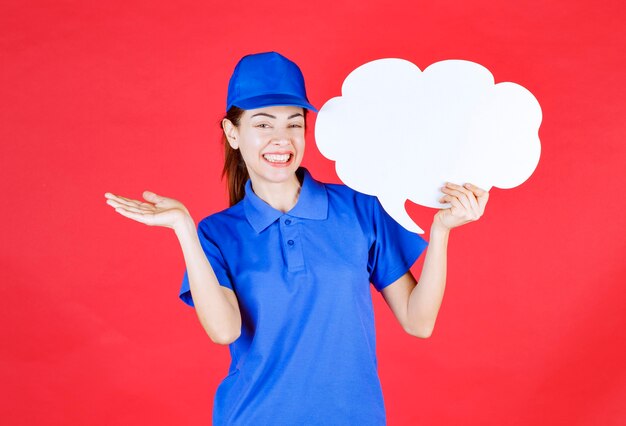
[143,190,164,203]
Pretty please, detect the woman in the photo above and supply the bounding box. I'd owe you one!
[105,51,489,425]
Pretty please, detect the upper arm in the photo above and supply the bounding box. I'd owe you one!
[221,286,241,319]
[380,271,417,333]
[366,196,428,290]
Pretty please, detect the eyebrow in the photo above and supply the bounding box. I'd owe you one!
[250,112,304,119]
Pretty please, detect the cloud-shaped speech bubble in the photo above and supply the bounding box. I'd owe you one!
[315,59,542,233]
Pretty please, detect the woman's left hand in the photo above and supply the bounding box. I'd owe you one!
[433,182,489,231]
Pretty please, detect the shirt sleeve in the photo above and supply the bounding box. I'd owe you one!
[178,219,234,307]
[367,197,429,291]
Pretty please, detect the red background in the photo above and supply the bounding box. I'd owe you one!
[2,1,625,425]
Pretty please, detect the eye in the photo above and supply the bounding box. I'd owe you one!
[289,123,304,128]
[256,123,271,129]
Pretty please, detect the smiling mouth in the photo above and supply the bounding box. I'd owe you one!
[263,153,293,164]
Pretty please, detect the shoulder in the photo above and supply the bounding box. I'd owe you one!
[316,180,379,237]
[323,181,377,215]
[317,178,407,240]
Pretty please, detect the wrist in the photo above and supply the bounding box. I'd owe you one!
[174,214,196,238]
[430,222,451,240]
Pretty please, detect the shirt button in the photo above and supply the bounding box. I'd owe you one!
[287,240,295,246]
[285,219,292,225]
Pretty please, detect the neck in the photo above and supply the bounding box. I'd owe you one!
[250,173,302,213]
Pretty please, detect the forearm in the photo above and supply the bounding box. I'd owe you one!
[406,223,450,337]
[175,217,241,344]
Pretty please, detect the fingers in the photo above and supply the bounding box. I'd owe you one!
[112,205,155,225]
[105,193,154,210]
[104,192,157,224]
[436,182,490,229]
[106,198,147,214]
[464,183,490,215]
[144,191,187,214]
[439,194,464,213]
[106,197,147,212]
[463,183,487,197]
[440,183,478,217]
[105,192,140,206]
[460,184,480,213]
[143,191,164,204]
[104,191,185,229]
[105,199,157,225]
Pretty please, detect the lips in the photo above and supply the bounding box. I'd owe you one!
[262,152,294,167]
[263,153,291,163]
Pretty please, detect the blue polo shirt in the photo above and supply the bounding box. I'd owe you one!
[179,168,428,425]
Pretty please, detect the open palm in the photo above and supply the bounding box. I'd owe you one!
[104,191,190,229]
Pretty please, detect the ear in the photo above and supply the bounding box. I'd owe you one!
[222,118,239,149]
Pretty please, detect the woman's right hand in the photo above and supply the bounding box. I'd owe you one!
[104,191,191,231]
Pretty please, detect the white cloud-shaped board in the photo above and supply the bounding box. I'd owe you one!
[315,59,542,233]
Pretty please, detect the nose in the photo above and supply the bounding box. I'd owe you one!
[271,128,291,146]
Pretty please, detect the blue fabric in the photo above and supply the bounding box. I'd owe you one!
[179,168,428,425]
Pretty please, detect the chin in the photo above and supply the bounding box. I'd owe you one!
[257,161,301,183]
[266,167,298,182]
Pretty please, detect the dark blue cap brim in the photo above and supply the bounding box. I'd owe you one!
[229,94,318,113]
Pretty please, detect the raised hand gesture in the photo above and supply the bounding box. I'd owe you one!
[433,182,489,231]
[104,191,191,231]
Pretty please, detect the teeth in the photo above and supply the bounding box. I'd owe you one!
[263,154,291,163]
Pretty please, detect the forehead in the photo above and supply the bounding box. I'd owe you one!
[244,105,305,120]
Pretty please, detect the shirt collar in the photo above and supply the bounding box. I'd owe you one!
[243,167,329,234]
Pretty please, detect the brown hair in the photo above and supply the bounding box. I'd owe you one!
[221,106,247,206]
[221,106,308,206]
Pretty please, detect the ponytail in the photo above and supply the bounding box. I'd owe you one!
[221,106,247,206]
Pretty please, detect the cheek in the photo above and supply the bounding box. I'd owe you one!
[292,131,305,148]
[296,139,306,155]
[239,146,259,164]
[236,134,262,158]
